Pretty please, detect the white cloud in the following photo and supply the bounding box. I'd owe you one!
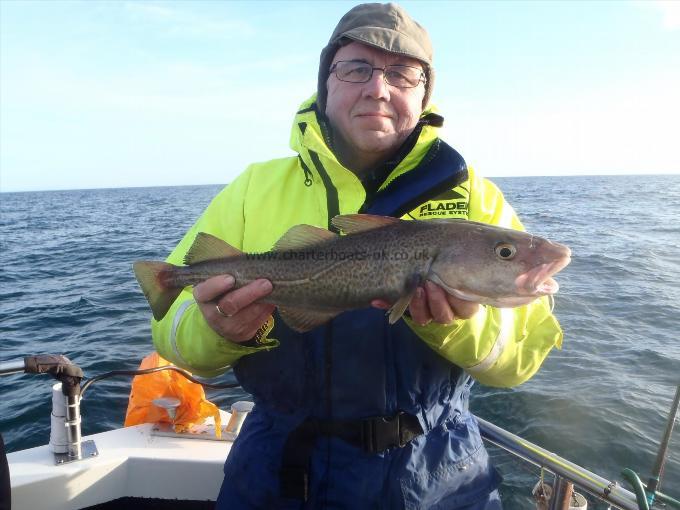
[165,54,314,83]
[637,0,680,31]
[657,0,680,30]
[123,1,256,38]
[123,2,176,20]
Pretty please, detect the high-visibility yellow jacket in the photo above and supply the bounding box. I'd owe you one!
[152,96,562,389]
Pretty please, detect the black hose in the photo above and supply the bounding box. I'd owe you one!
[80,365,240,397]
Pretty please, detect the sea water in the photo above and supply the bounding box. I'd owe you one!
[1,175,679,508]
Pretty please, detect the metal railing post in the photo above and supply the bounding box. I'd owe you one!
[549,477,573,510]
[65,395,82,460]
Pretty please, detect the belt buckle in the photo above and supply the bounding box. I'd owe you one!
[362,412,404,454]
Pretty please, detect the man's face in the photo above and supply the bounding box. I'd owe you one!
[325,42,426,168]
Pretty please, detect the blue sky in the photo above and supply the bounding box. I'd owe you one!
[1,0,679,192]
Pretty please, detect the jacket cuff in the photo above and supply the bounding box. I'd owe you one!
[153,299,278,378]
[235,316,275,348]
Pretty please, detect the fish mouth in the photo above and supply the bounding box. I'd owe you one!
[516,255,571,296]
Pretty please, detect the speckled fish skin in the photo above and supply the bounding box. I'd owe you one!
[133,214,571,332]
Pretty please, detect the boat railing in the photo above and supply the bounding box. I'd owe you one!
[478,417,639,510]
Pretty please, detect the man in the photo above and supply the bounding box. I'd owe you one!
[152,3,563,508]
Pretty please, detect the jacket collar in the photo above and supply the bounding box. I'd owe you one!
[289,95,444,193]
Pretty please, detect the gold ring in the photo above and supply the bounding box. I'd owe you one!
[215,303,230,318]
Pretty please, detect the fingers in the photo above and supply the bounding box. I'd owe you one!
[215,279,272,317]
[408,282,454,325]
[408,287,431,326]
[424,282,454,324]
[445,294,480,320]
[371,288,437,326]
[215,302,276,341]
[193,276,275,343]
[370,299,390,310]
[408,282,480,326]
[194,275,236,303]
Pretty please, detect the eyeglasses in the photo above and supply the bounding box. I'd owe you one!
[329,60,426,88]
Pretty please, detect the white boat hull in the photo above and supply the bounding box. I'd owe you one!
[8,417,233,510]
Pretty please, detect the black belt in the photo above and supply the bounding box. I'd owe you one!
[280,411,424,501]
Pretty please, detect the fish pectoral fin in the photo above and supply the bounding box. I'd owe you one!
[387,273,421,324]
[273,225,337,251]
[277,306,341,333]
[184,233,243,264]
[387,293,414,324]
[331,214,401,234]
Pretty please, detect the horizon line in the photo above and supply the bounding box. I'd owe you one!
[1,171,679,194]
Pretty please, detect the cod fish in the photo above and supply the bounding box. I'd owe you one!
[133,214,571,333]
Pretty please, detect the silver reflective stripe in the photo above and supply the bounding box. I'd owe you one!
[170,300,194,367]
[466,307,514,375]
[498,205,514,228]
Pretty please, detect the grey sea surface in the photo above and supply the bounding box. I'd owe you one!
[1,174,678,508]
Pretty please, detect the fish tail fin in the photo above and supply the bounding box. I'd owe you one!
[133,261,183,321]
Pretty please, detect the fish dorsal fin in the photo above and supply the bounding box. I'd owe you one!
[273,224,337,251]
[331,214,401,235]
[184,232,243,265]
[277,306,342,333]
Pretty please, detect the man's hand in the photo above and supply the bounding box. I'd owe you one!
[372,281,479,326]
[193,275,275,343]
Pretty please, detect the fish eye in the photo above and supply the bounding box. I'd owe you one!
[495,243,517,260]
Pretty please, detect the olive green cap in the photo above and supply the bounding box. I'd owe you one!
[317,2,435,112]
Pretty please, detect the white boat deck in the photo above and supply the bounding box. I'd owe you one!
[8,414,233,510]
